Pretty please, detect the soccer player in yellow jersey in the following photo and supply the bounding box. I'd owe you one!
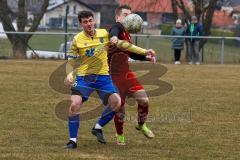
[64,11,121,149]
[65,11,155,149]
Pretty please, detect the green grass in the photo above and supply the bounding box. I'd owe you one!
[1,34,240,63]
[0,38,12,57]
[29,34,68,51]
[0,34,72,56]
[0,60,240,159]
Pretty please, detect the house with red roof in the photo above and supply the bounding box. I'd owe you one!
[118,0,188,26]
[212,10,235,28]
[118,0,237,29]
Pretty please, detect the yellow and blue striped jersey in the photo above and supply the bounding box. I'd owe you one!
[67,29,109,76]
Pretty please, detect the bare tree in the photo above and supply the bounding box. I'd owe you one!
[171,0,199,23]
[172,0,219,36]
[172,0,220,49]
[0,0,49,58]
[171,0,178,22]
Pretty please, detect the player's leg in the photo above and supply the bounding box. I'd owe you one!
[65,94,82,149]
[125,71,154,138]
[108,93,121,110]
[111,74,127,145]
[65,76,94,149]
[91,93,121,144]
[91,75,121,144]
[114,102,126,145]
[96,92,121,128]
[134,90,149,124]
[133,89,155,138]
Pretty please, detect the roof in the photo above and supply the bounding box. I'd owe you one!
[47,0,96,12]
[233,5,240,12]
[117,0,189,13]
[79,0,118,5]
[212,10,235,27]
[48,0,65,10]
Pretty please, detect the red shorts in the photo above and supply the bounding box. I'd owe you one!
[111,71,144,101]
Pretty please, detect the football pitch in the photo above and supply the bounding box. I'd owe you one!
[0,60,239,160]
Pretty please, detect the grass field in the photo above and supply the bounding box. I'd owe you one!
[0,60,240,160]
[0,34,240,63]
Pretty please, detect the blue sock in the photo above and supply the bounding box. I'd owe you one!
[68,115,80,139]
[98,107,116,127]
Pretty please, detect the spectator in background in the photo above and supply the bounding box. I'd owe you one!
[186,16,203,65]
[171,19,185,64]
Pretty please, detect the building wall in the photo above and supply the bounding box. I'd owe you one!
[40,1,100,28]
[90,4,118,28]
[147,13,162,25]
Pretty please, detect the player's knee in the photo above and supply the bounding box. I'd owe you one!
[111,99,121,111]
[69,99,81,115]
[137,97,149,106]
[109,94,121,111]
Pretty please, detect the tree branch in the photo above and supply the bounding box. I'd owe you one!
[0,0,16,43]
[192,0,198,7]
[203,0,219,36]
[175,0,192,23]
[17,0,27,32]
[175,0,184,9]
[171,0,178,22]
[194,1,202,20]
[202,4,210,13]
[26,0,49,41]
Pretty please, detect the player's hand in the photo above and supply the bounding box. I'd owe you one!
[146,55,156,63]
[145,49,156,57]
[64,73,74,88]
[110,36,118,44]
[145,49,156,63]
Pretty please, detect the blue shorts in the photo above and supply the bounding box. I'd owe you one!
[71,75,118,105]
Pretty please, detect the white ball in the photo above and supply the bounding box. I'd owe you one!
[122,14,143,33]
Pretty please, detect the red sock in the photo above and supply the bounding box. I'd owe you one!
[138,104,149,125]
[114,106,125,135]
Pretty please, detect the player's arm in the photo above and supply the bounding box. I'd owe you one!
[109,24,146,55]
[114,39,146,55]
[129,52,147,61]
[109,23,156,62]
[65,38,79,87]
[67,38,79,69]
[115,40,156,63]
[112,39,156,63]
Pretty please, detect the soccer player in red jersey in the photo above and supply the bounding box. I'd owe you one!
[108,5,156,145]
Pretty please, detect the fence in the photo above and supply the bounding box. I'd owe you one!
[0,31,240,64]
[131,34,240,64]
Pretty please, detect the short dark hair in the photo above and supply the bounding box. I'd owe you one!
[115,4,131,15]
[78,11,94,22]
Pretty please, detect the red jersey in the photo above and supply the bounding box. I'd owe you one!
[108,22,146,75]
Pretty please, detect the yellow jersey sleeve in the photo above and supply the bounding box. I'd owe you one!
[116,40,146,55]
[67,38,79,68]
